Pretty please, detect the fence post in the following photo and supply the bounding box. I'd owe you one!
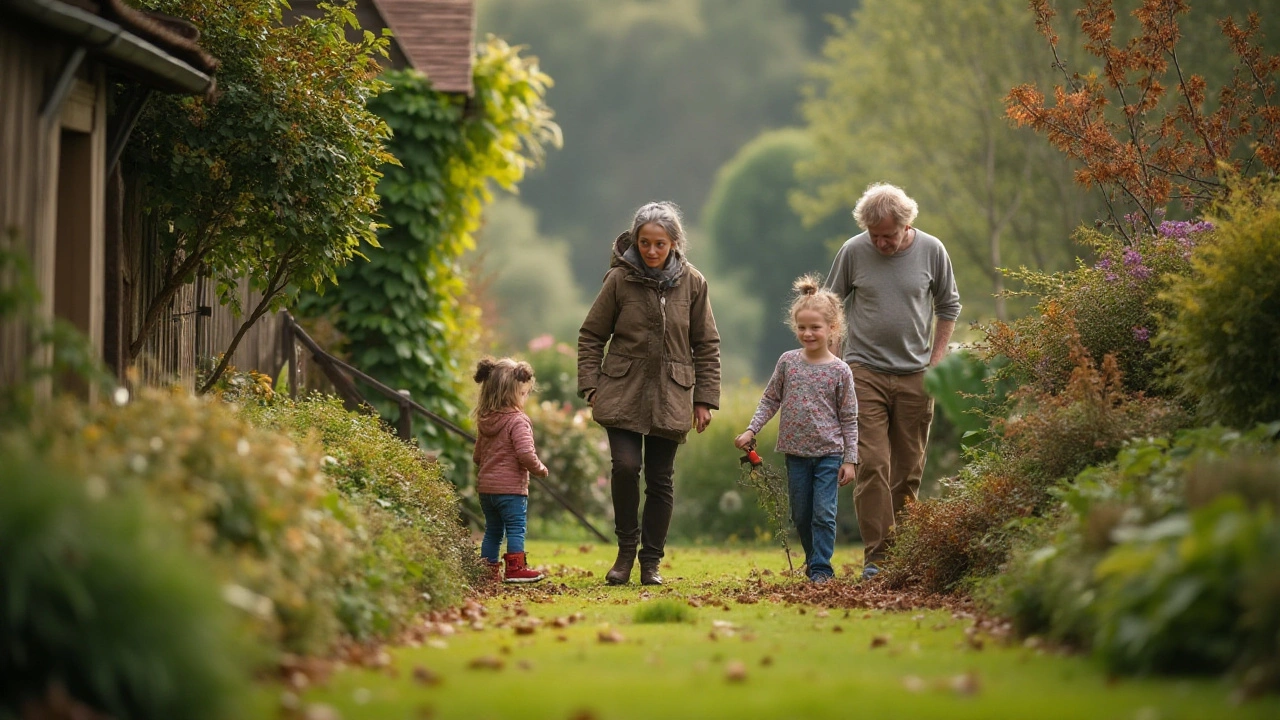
[396,389,413,443]
[281,311,297,400]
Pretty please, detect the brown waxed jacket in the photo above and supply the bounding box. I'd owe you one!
[578,232,721,443]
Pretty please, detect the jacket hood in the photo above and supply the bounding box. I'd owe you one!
[478,408,524,438]
[611,231,686,288]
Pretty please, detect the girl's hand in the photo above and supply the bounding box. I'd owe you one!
[734,430,755,450]
[838,462,857,487]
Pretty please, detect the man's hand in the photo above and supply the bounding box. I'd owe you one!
[694,403,713,433]
[838,462,857,487]
[583,388,596,406]
[734,430,756,450]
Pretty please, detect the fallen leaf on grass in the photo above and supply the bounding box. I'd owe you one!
[304,704,341,720]
[468,656,505,671]
[815,610,830,618]
[760,655,774,667]
[514,623,537,636]
[411,666,441,686]
[950,672,981,696]
[832,625,844,633]
[870,635,890,649]
[598,629,625,644]
[901,675,926,694]
[568,710,598,720]
[579,544,594,553]
[725,661,748,683]
[552,617,570,628]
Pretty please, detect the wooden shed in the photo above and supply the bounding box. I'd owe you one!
[1,0,217,397]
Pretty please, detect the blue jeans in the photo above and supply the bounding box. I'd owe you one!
[785,455,841,580]
[480,493,528,562]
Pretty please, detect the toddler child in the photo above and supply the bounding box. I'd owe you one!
[735,275,858,583]
[473,357,550,583]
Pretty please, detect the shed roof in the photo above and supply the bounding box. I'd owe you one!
[285,0,476,95]
[371,0,474,94]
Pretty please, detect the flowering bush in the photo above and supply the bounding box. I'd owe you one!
[525,334,586,410]
[32,389,472,655]
[987,216,1212,397]
[524,398,611,523]
[1,434,252,720]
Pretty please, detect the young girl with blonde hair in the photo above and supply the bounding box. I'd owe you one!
[473,357,549,583]
[735,275,858,583]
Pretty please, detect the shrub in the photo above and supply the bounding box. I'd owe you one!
[524,398,611,523]
[1159,180,1280,427]
[239,395,473,628]
[987,218,1209,397]
[43,391,358,654]
[885,343,1186,593]
[0,435,250,720]
[983,423,1280,693]
[526,336,586,410]
[669,383,783,543]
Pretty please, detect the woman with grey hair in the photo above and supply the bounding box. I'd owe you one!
[578,201,722,585]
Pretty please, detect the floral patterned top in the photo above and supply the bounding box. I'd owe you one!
[746,350,859,463]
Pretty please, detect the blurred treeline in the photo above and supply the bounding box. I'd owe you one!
[472,0,1276,382]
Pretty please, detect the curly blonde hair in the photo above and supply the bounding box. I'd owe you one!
[472,357,535,418]
[853,182,919,229]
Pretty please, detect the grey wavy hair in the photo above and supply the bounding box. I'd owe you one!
[629,201,687,254]
[853,182,919,229]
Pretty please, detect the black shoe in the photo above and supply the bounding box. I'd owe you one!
[605,546,636,585]
[640,560,663,586]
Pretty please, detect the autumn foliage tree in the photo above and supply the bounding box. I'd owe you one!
[1006,0,1280,236]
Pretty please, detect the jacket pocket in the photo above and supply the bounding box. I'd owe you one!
[593,354,637,427]
[667,361,695,389]
[657,361,696,436]
[600,354,633,378]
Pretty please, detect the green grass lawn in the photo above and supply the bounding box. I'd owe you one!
[298,541,1279,719]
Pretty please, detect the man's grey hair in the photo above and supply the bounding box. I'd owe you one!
[630,201,687,254]
[853,183,919,229]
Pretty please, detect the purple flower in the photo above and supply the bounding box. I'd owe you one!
[1096,257,1112,270]
[1105,272,1119,282]
[1158,219,1214,242]
[1133,326,1150,342]
[1123,249,1143,266]
[1130,265,1152,280]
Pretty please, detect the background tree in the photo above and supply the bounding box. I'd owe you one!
[476,0,812,284]
[795,0,1100,321]
[299,37,560,485]
[472,196,588,347]
[701,129,849,379]
[126,0,392,389]
[1006,0,1280,236]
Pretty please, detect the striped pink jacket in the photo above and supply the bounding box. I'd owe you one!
[473,409,547,495]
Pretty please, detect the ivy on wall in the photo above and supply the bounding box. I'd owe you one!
[300,36,560,484]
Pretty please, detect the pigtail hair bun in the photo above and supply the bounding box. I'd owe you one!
[474,357,496,383]
[793,274,822,297]
[514,362,534,384]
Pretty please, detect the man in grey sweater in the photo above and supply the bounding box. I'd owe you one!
[824,183,961,579]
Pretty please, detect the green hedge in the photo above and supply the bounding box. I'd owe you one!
[983,424,1280,694]
[0,435,251,720]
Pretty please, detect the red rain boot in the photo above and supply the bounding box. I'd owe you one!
[502,552,545,583]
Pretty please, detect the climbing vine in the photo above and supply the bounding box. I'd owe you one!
[299,36,560,484]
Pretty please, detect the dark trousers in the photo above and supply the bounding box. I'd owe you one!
[606,427,680,563]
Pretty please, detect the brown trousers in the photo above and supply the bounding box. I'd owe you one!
[850,364,934,564]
